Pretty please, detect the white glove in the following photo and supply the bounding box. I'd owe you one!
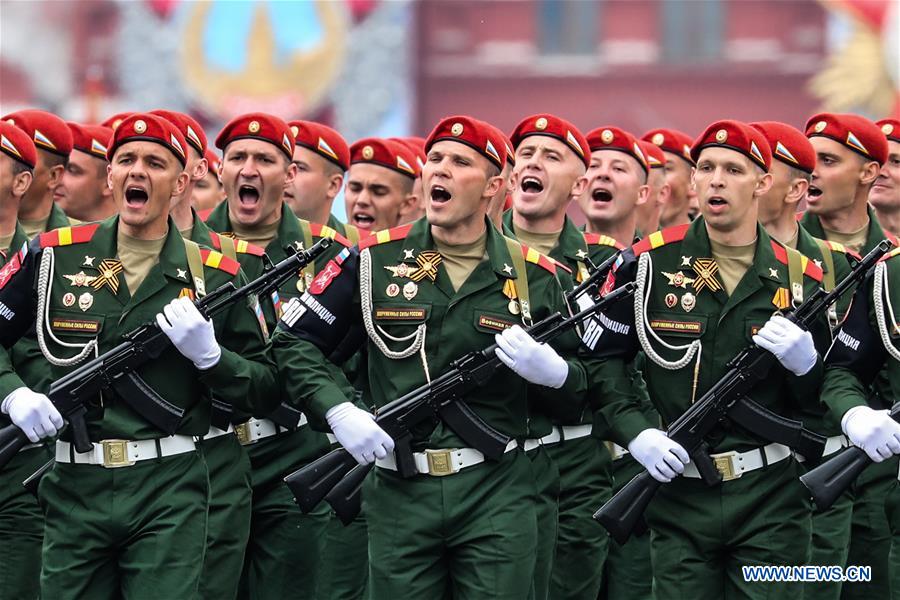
[752,315,817,376]
[627,428,690,483]
[326,402,395,465]
[2,387,64,443]
[156,297,221,370]
[842,406,900,462]
[494,325,569,388]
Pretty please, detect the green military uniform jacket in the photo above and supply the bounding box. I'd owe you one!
[0,222,31,429]
[594,218,830,452]
[800,205,897,256]
[271,217,603,448]
[0,217,277,440]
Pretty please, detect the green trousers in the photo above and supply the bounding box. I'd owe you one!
[315,506,369,600]
[239,428,330,599]
[801,458,854,600]
[527,445,560,600]
[646,457,811,600]
[0,445,51,600]
[841,456,898,599]
[38,451,208,600]
[601,454,652,600]
[197,433,251,600]
[544,436,611,600]
[885,480,900,600]
[365,448,537,599]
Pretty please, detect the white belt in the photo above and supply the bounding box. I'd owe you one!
[234,415,308,446]
[375,440,518,477]
[795,435,849,463]
[682,443,792,482]
[606,442,629,461]
[523,424,593,452]
[55,435,196,468]
[196,424,234,441]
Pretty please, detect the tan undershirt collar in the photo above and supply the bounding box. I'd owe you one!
[20,215,49,240]
[709,237,757,296]
[434,231,488,292]
[512,223,561,257]
[230,217,280,249]
[822,220,868,255]
[117,229,167,295]
[179,224,194,241]
[0,230,14,255]
[784,227,799,250]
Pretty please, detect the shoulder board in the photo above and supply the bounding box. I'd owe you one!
[821,239,862,261]
[770,241,824,282]
[208,232,265,257]
[308,222,351,248]
[583,232,625,250]
[197,208,214,222]
[199,249,241,276]
[39,223,100,249]
[631,224,690,256]
[358,223,414,250]
[550,257,573,275]
[521,244,557,275]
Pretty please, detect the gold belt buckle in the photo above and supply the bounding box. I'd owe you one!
[234,422,252,445]
[711,451,741,481]
[425,449,457,476]
[101,439,134,468]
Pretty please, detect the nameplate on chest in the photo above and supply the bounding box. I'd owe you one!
[50,317,101,334]
[476,314,516,332]
[374,307,427,321]
[649,319,703,335]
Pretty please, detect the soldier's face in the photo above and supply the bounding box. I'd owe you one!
[577,150,647,227]
[756,160,794,222]
[423,140,501,230]
[344,163,413,231]
[108,141,188,235]
[284,146,343,221]
[54,150,108,219]
[21,149,64,210]
[807,137,870,216]
[191,171,225,212]
[511,137,586,220]
[693,147,770,233]
[660,152,695,224]
[869,141,900,212]
[221,139,295,228]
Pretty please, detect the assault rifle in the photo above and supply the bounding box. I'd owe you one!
[285,251,627,524]
[592,238,893,545]
[0,238,333,469]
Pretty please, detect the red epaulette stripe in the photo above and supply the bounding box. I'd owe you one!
[631,224,690,257]
[308,223,352,248]
[209,232,222,250]
[824,240,862,261]
[197,208,214,222]
[772,240,824,282]
[551,257,573,275]
[358,223,414,250]
[520,244,557,275]
[804,259,824,282]
[583,233,625,250]
[770,240,788,265]
[38,223,100,249]
[199,249,241,275]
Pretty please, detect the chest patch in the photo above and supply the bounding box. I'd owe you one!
[50,317,100,334]
[649,319,703,335]
[374,307,427,321]
[476,314,516,332]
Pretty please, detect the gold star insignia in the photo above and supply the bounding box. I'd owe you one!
[503,263,513,274]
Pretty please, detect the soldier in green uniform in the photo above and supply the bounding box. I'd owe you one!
[871,119,900,239]
[486,129,515,229]
[0,120,49,600]
[2,110,78,238]
[798,112,896,599]
[751,119,860,599]
[502,114,620,600]
[595,120,831,599]
[53,123,115,223]
[0,113,277,599]
[641,128,697,230]
[193,148,225,215]
[272,115,635,599]
[634,139,669,238]
[203,112,355,600]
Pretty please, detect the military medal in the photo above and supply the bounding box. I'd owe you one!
[508,300,520,315]
[691,258,723,294]
[502,279,520,315]
[90,258,124,294]
[64,271,97,287]
[410,251,442,282]
[665,293,678,308]
[62,292,76,307]
[772,288,790,311]
[78,292,93,312]
[384,263,420,279]
[662,271,695,289]
[681,292,696,312]
[386,283,400,297]
[296,277,305,292]
[403,281,418,300]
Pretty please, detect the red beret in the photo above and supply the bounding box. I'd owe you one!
[391,137,427,172]
[641,128,695,166]
[500,132,515,168]
[66,123,113,160]
[586,126,649,175]
[637,139,665,169]
[215,113,294,161]
[350,138,420,179]
[204,148,221,173]
[100,112,133,131]
[805,112,888,166]
[877,119,900,144]
[107,113,188,167]
[691,119,772,171]
[510,114,590,168]
[0,121,37,169]
[289,120,350,171]
[750,121,816,174]
[425,115,507,171]
[2,109,73,157]
[150,110,207,155]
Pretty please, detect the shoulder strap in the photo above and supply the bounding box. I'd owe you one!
[344,224,361,245]
[182,238,207,297]
[503,237,532,326]
[784,245,806,307]
[811,238,836,291]
[210,232,238,261]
